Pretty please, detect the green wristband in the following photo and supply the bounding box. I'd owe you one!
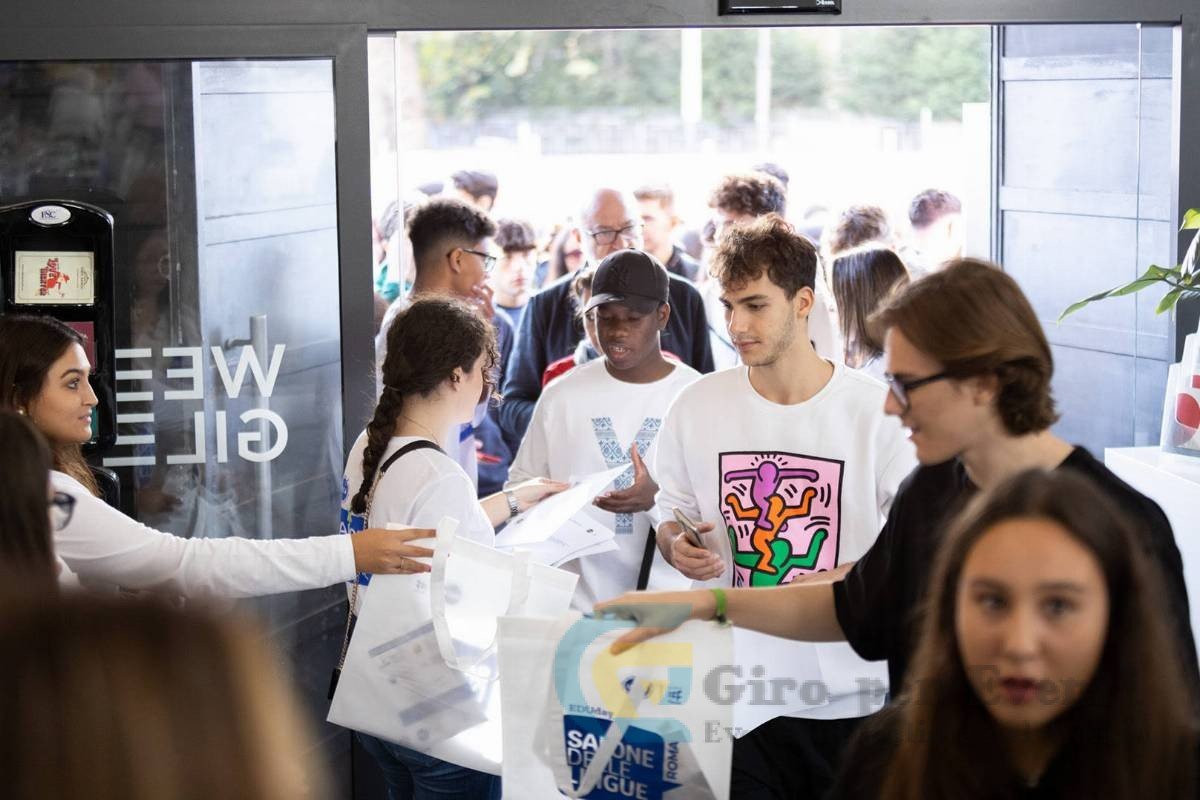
[710,588,728,625]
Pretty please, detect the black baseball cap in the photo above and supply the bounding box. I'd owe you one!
[584,249,670,313]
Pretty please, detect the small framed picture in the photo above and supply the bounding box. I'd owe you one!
[15,250,96,305]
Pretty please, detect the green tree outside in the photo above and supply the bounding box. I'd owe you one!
[410,27,988,126]
[836,28,991,121]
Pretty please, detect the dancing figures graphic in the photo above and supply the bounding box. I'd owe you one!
[719,451,844,587]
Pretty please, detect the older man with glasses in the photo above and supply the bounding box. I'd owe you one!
[499,187,714,445]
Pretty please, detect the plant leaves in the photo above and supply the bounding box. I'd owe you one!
[1182,208,1200,231]
[1156,287,1185,314]
[1106,277,1168,297]
[1059,267,1175,320]
[1183,228,1200,277]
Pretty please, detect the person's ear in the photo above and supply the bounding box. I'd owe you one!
[657,303,671,332]
[446,247,463,275]
[966,372,1000,407]
[793,286,815,321]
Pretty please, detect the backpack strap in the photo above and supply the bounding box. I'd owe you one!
[329,437,445,701]
[636,524,658,591]
[378,438,443,475]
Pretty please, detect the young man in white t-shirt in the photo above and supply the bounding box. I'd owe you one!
[509,249,700,609]
[652,214,916,799]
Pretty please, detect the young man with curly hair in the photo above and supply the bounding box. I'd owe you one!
[650,213,915,799]
[706,171,843,369]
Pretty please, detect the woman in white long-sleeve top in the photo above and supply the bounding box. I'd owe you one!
[0,314,432,597]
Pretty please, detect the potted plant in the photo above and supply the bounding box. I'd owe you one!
[1060,209,1199,320]
[1060,210,1199,456]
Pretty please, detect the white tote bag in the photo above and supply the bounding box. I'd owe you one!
[499,613,733,799]
[328,517,578,775]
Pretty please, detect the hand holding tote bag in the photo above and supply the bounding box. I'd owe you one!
[499,612,733,799]
[329,516,579,775]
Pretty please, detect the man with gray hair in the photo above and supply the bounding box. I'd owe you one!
[500,188,714,444]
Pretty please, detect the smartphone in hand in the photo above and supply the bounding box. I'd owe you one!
[672,507,707,549]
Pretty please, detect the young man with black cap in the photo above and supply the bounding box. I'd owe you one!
[500,187,713,446]
[507,249,699,609]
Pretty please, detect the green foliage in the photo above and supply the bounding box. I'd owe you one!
[701,29,826,124]
[837,27,991,121]
[415,30,679,121]
[411,27,985,125]
[1060,213,1200,320]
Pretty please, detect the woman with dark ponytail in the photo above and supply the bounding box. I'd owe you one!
[341,296,566,800]
[0,314,434,597]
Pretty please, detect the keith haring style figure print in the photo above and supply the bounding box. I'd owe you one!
[719,451,844,587]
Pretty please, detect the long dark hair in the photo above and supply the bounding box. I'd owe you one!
[830,245,909,367]
[0,315,99,496]
[0,410,56,585]
[351,297,497,514]
[882,469,1196,800]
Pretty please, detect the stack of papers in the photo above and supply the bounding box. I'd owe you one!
[495,464,628,566]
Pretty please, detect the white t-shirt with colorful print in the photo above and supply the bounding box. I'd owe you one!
[652,362,916,723]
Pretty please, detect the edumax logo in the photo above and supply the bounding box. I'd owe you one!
[552,611,695,742]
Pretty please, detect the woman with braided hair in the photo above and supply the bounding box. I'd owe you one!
[340,295,566,799]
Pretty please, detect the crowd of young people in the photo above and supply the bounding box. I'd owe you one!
[1,165,1196,800]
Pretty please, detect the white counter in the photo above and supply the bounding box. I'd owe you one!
[1105,447,1200,651]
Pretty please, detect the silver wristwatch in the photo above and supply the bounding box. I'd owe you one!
[504,489,520,518]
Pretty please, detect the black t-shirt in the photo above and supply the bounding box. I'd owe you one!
[832,446,1199,698]
[829,704,1200,800]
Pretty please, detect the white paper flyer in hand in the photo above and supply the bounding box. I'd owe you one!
[496,464,628,548]
[508,515,619,567]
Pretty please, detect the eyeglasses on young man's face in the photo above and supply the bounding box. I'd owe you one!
[884,371,952,410]
[585,223,642,247]
[458,248,498,274]
[49,491,76,531]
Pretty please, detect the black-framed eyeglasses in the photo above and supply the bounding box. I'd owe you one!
[885,371,952,410]
[455,248,498,274]
[585,223,641,247]
[49,491,76,531]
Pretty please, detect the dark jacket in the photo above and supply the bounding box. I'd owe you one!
[665,244,701,282]
[498,268,714,444]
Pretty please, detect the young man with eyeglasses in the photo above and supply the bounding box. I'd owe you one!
[598,259,1199,785]
[375,197,514,494]
[500,187,713,445]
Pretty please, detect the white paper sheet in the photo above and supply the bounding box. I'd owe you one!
[497,464,628,548]
[504,515,619,566]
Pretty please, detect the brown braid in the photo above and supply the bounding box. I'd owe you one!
[351,297,498,514]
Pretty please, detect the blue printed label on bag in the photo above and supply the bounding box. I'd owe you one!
[562,715,682,799]
[339,476,371,586]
